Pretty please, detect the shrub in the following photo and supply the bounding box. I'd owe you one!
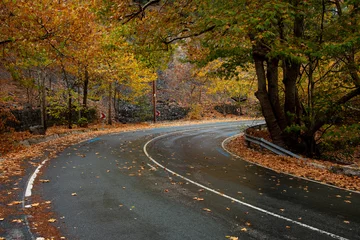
[77,117,88,128]
[187,103,203,120]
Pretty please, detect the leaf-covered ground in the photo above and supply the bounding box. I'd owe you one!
[226,135,360,192]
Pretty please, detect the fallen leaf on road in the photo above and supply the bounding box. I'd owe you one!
[344,200,351,204]
[344,220,350,224]
[48,218,57,223]
[12,219,23,223]
[106,170,110,173]
[286,226,291,229]
[39,179,50,183]
[7,201,22,206]
[45,201,52,204]
[164,189,169,193]
[226,207,230,211]
[245,222,251,226]
[336,195,341,198]
[241,228,247,232]
[71,193,77,196]
[280,209,285,212]
[31,203,40,207]
[203,208,211,212]
[198,189,204,192]
[225,236,238,240]
[0,218,4,221]
[193,197,204,201]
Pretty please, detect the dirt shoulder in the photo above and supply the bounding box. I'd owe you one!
[225,135,360,192]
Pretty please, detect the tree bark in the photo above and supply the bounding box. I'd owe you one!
[253,55,285,147]
[68,90,72,129]
[108,82,112,125]
[266,58,287,130]
[283,59,300,125]
[83,66,89,108]
[283,0,304,125]
[39,70,47,133]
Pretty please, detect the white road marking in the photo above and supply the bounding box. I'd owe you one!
[143,129,349,240]
[25,158,49,198]
[147,163,157,171]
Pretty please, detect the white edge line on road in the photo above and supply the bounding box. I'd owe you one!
[25,158,49,198]
[20,122,246,240]
[143,130,349,240]
[22,158,49,240]
[147,163,157,171]
[222,134,360,195]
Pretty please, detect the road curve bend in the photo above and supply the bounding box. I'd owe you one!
[29,121,359,240]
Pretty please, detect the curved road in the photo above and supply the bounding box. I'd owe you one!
[32,121,360,239]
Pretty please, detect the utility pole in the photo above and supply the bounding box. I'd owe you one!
[153,79,157,123]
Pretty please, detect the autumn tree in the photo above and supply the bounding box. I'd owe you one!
[120,0,359,157]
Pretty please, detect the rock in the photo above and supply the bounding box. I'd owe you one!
[29,125,46,135]
[19,140,30,146]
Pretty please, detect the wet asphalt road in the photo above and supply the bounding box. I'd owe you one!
[33,121,360,240]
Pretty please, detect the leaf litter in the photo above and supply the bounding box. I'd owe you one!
[226,136,360,191]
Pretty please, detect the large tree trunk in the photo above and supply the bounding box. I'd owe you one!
[283,59,300,125]
[253,55,285,147]
[266,58,287,130]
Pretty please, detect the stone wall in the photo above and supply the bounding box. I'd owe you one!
[9,109,42,131]
[117,100,188,123]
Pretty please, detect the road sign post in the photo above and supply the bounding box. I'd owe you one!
[100,112,106,129]
[153,80,157,123]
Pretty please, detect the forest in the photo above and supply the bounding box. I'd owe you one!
[1,0,359,162]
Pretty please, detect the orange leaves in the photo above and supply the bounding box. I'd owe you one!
[48,218,57,223]
[11,219,23,223]
[226,236,239,240]
[226,136,360,192]
[193,197,204,201]
[7,201,22,206]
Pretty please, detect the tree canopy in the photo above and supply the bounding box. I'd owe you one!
[1,0,359,157]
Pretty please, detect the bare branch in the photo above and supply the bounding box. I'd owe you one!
[123,0,161,24]
[0,39,13,45]
[162,25,216,44]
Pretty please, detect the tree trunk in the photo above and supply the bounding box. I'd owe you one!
[62,64,72,129]
[283,0,304,125]
[253,55,285,147]
[113,83,119,121]
[266,58,287,130]
[39,70,47,132]
[83,66,89,108]
[68,90,72,129]
[108,82,112,125]
[78,85,81,120]
[283,59,300,125]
